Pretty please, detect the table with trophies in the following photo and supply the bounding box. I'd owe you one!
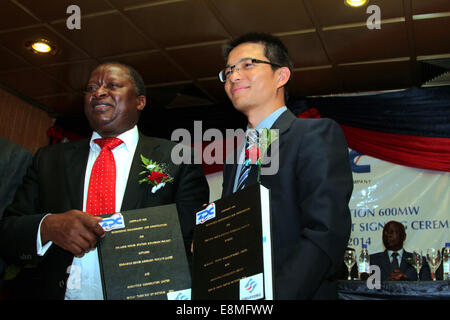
[338,280,449,300]
[338,246,450,300]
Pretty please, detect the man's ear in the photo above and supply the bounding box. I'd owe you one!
[277,67,291,88]
[137,95,146,111]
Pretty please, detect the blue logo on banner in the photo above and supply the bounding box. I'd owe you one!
[245,278,257,293]
[196,203,216,225]
[175,293,189,300]
[100,213,125,231]
[349,150,371,173]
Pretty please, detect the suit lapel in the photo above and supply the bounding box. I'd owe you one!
[121,132,162,211]
[259,109,296,185]
[400,251,411,273]
[222,164,237,197]
[222,131,245,197]
[63,140,90,210]
[270,109,297,136]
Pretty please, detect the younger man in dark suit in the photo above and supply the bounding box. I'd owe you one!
[220,33,353,299]
[0,63,209,299]
[370,221,431,281]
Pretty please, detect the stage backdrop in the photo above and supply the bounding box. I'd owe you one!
[205,148,449,255]
[348,149,449,255]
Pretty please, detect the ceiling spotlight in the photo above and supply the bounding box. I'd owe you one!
[345,0,368,7]
[32,41,52,53]
[25,39,58,55]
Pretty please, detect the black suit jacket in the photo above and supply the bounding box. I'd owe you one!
[369,250,432,281]
[0,132,209,299]
[0,137,32,282]
[222,110,353,299]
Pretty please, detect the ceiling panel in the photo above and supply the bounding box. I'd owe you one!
[0,68,69,98]
[197,78,228,101]
[146,82,213,109]
[413,17,450,56]
[16,0,113,21]
[0,1,38,30]
[167,43,225,79]
[0,0,447,129]
[281,32,330,68]
[41,59,99,92]
[310,0,404,27]
[412,0,450,14]
[50,12,153,58]
[290,67,340,98]
[339,61,413,92]
[125,1,230,48]
[108,0,173,9]
[34,93,84,115]
[0,46,31,71]
[0,25,88,65]
[100,50,188,84]
[323,23,410,64]
[210,0,313,35]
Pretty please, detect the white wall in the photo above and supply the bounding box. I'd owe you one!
[205,171,223,202]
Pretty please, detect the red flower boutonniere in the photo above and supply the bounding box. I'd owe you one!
[147,171,167,185]
[138,155,173,193]
[244,128,279,182]
[245,145,262,165]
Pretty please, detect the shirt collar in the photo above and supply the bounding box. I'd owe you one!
[90,125,139,152]
[387,248,404,258]
[248,106,287,131]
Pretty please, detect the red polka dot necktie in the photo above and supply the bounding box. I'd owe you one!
[86,137,123,215]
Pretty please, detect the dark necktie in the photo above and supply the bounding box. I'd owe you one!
[236,129,259,191]
[391,251,400,270]
[86,137,123,215]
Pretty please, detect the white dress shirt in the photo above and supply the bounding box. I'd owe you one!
[387,248,404,266]
[36,126,139,299]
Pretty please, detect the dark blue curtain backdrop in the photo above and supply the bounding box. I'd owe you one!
[290,86,450,172]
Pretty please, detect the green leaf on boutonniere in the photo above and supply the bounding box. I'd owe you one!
[139,177,149,184]
[259,128,279,157]
[140,154,150,167]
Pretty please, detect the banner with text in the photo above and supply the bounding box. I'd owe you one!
[348,149,449,255]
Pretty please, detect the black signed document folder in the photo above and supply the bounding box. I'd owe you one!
[97,204,191,300]
[192,183,273,300]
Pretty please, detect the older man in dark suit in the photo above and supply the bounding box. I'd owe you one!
[0,62,209,299]
[370,221,431,281]
[220,33,353,299]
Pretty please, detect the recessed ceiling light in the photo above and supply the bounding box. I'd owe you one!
[25,39,58,55]
[345,0,368,7]
[32,41,52,53]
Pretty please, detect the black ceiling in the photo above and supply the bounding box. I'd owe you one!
[0,0,449,139]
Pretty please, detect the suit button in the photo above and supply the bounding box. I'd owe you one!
[59,280,65,288]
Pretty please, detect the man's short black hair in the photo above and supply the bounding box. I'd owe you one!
[222,32,293,102]
[97,61,146,97]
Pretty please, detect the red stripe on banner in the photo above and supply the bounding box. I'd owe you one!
[297,107,321,119]
[340,124,450,172]
[202,162,224,175]
[195,137,238,176]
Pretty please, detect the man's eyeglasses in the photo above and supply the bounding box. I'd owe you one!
[218,58,282,83]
